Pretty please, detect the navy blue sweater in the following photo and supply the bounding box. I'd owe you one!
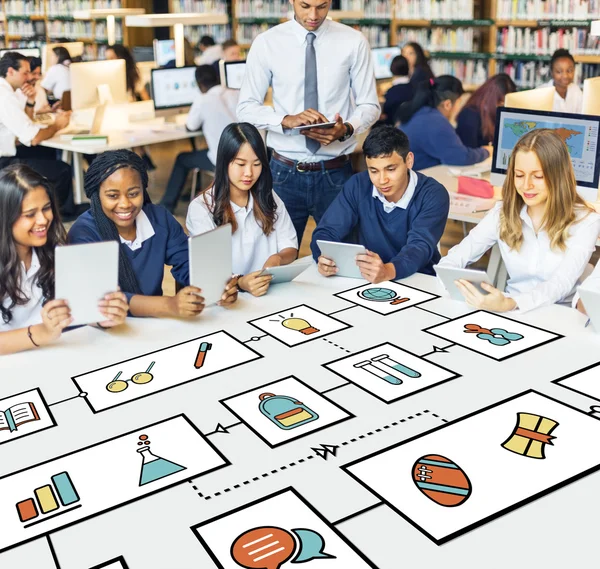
[400,106,489,170]
[68,204,190,302]
[456,105,488,147]
[310,170,449,278]
[383,81,413,125]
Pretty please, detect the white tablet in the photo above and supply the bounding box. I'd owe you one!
[292,121,336,131]
[434,265,491,301]
[55,241,119,326]
[259,263,309,285]
[316,240,367,279]
[189,224,232,306]
[577,287,600,333]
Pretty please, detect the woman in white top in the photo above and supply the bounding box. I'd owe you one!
[545,49,583,114]
[187,123,298,297]
[0,164,128,355]
[40,46,71,102]
[438,128,600,313]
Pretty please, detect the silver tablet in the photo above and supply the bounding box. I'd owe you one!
[316,240,367,279]
[189,224,232,306]
[55,241,119,326]
[259,263,309,285]
[434,265,491,301]
[577,287,600,333]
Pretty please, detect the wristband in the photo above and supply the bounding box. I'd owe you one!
[26,102,35,108]
[27,325,40,347]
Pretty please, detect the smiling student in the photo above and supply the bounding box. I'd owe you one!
[437,129,600,313]
[311,125,449,283]
[0,164,127,355]
[187,123,298,297]
[68,150,238,317]
[544,49,583,114]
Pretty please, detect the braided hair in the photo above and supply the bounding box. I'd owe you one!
[84,150,151,295]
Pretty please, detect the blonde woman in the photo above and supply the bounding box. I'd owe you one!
[437,129,600,313]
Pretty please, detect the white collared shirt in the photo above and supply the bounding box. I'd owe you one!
[438,202,600,313]
[0,77,41,156]
[544,80,583,114]
[0,250,44,330]
[195,45,224,65]
[372,169,418,213]
[40,64,71,100]
[118,210,155,251]
[186,85,238,165]
[237,18,380,162]
[186,188,298,275]
[392,76,410,86]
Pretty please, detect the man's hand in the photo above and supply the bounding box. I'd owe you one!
[20,83,36,104]
[53,111,71,131]
[317,255,338,278]
[454,280,517,312]
[356,250,395,284]
[303,114,347,146]
[282,109,329,129]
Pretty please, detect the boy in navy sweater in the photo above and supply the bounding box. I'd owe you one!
[311,125,449,283]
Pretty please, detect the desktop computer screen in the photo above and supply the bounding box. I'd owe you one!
[492,107,600,201]
[371,46,401,80]
[70,59,128,110]
[0,47,41,59]
[153,39,176,67]
[221,60,246,89]
[152,66,199,110]
[132,46,155,63]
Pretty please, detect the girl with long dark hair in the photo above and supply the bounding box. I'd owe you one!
[68,150,238,315]
[0,164,127,354]
[397,75,490,170]
[41,46,71,101]
[456,73,516,147]
[105,44,150,101]
[401,42,434,89]
[186,123,297,297]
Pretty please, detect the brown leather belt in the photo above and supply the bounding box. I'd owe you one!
[272,150,350,172]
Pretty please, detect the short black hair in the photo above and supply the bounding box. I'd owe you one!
[195,64,218,90]
[0,52,27,78]
[199,35,215,47]
[28,56,41,72]
[363,125,410,160]
[390,55,409,77]
[551,48,575,69]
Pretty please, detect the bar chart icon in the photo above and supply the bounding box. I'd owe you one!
[16,471,81,527]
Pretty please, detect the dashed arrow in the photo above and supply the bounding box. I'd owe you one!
[311,443,340,460]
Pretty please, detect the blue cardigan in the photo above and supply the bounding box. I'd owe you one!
[67,203,190,301]
[310,170,449,278]
[400,106,489,170]
[456,105,488,147]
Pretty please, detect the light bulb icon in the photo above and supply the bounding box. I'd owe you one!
[282,317,320,335]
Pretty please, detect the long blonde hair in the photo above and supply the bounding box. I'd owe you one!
[500,128,593,251]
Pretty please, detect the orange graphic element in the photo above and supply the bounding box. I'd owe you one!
[231,526,295,569]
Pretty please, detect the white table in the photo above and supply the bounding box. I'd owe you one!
[0,266,597,569]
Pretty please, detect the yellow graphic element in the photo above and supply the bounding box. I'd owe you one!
[502,412,558,459]
[34,485,59,514]
[282,317,320,335]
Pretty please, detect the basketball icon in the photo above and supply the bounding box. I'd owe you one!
[358,287,409,305]
[412,454,472,507]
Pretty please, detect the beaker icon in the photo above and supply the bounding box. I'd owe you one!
[137,434,186,486]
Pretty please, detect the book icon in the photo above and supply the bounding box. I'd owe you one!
[0,402,39,433]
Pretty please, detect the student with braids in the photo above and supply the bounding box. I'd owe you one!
[68,150,238,317]
[0,164,127,355]
[396,75,490,171]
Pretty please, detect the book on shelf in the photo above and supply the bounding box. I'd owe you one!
[395,0,474,21]
[496,0,600,20]
[496,25,600,56]
[0,402,39,433]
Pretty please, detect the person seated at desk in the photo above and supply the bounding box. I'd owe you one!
[213,39,242,82]
[456,73,516,148]
[382,55,412,125]
[437,129,600,313]
[196,35,223,66]
[40,46,71,103]
[0,164,127,355]
[543,48,583,114]
[160,65,238,213]
[22,57,52,113]
[68,150,238,318]
[401,42,434,90]
[0,52,75,219]
[311,125,449,283]
[106,44,150,102]
[187,123,298,297]
[398,75,490,171]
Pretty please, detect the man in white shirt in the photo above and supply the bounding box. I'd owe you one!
[160,65,238,212]
[237,0,380,243]
[0,52,75,217]
[195,35,223,66]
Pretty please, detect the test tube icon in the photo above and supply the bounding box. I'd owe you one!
[371,354,421,379]
[354,360,403,385]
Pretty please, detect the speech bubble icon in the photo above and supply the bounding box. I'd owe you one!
[291,528,336,563]
[231,526,296,569]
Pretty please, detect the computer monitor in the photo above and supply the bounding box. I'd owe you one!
[583,77,600,116]
[504,87,555,112]
[42,42,84,74]
[70,59,128,110]
[491,107,600,202]
[220,60,246,89]
[132,46,155,63]
[153,39,176,67]
[371,46,401,80]
[151,66,199,116]
[0,47,41,59]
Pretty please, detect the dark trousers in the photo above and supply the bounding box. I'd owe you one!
[270,157,353,244]
[160,149,215,212]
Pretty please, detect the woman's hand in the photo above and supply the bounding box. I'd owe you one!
[455,280,517,312]
[238,271,272,297]
[167,286,205,317]
[219,276,239,306]
[37,299,72,344]
[97,291,129,328]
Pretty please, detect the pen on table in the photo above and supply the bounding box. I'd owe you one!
[194,341,212,369]
[585,318,591,328]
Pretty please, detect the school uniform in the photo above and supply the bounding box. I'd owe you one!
[383,77,413,125]
[399,106,489,170]
[456,105,488,147]
[40,64,71,100]
[0,250,43,330]
[186,188,298,275]
[438,202,600,313]
[67,204,190,301]
[310,169,450,278]
[544,80,583,114]
[409,65,433,89]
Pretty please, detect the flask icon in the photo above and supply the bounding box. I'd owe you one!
[137,434,186,486]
